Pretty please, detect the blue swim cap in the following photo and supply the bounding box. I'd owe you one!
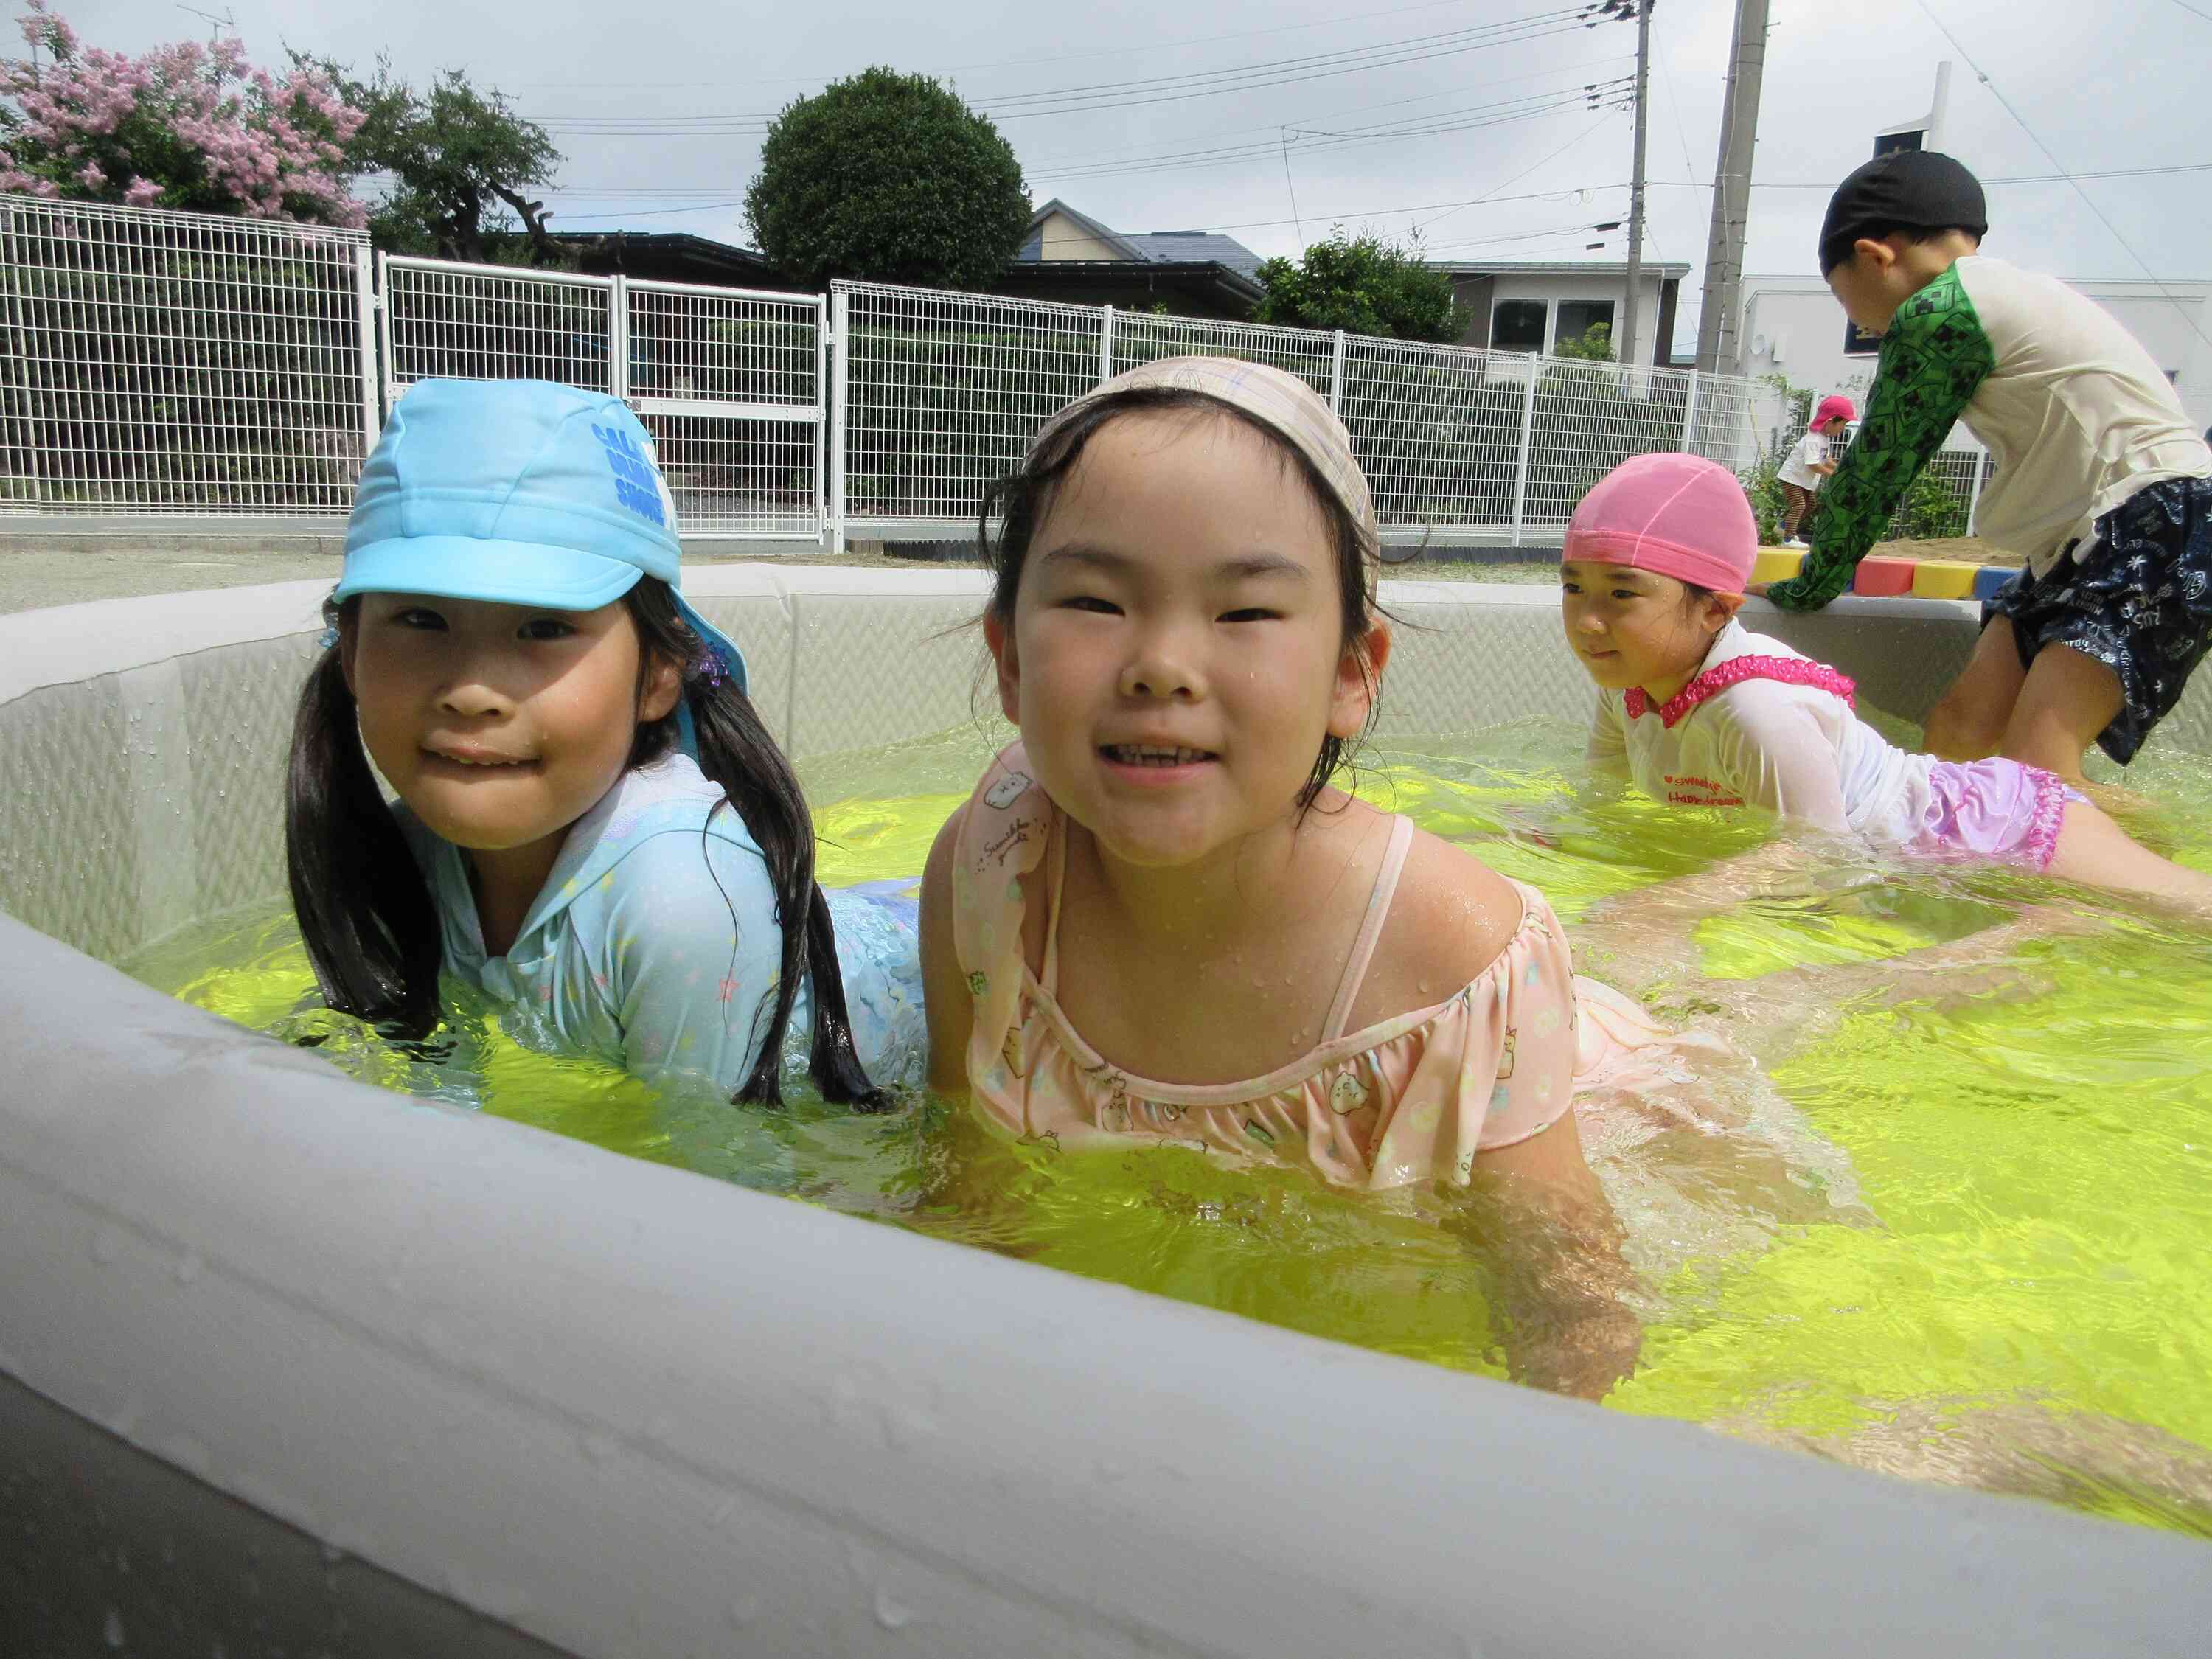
[336,378,746,694]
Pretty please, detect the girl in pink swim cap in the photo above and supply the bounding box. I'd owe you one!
[1560,452,2211,905]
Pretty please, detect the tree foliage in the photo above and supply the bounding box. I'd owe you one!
[1552,320,1614,361]
[744,66,1029,291]
[325,61,563,263]
[0,0,365,224]
[1251,229,1467,343]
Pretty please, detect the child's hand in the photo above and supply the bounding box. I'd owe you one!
[1745,582,1770,598]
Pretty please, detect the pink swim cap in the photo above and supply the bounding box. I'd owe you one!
[1812,394,1857,427]
[1562,452,1756,593]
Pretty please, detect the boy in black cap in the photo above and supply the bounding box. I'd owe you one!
[1756,150,2212,784]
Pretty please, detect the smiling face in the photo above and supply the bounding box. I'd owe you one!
[986,408,1383,870]
[344,593,680,870]
[1559,561,1738,701]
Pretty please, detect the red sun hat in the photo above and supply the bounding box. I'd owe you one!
[1812,394,1857,428]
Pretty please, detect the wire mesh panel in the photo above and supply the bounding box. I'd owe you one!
[1519,359,1703,532]
[624,280,823,539]
[835,279,1102,531]
[0,192,371,518]
[381,256,616,397]
[1340,336,1526,534]
[1107,310,1336,399]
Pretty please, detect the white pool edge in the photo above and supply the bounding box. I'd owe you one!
[2,570,2207,1656]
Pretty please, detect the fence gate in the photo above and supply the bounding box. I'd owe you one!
[380,254,826,540]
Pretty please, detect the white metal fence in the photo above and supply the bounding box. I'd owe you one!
[10,192,2168,554]
[829,277,1781,546]
[380,255,825,539]
[0,193,373,516]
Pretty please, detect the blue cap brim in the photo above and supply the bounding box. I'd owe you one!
[334,536,646,611]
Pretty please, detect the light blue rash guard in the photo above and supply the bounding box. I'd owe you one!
[393,751,925,1097]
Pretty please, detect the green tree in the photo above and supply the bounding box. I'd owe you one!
[1251,229,1467,343]
[744,67,1029,291]
[323,60,563,263]
[1553,320,1613,361]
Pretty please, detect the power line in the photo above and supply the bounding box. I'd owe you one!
[1913,0,2210,349]
[508,0,1531,91]
[527,7,1593,133]
[1029,85,1631,186]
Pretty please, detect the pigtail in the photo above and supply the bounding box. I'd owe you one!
[625,580,890,1112]
[283,625,444,1040]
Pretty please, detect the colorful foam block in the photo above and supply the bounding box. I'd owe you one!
[1752,546,1805,584]
[1910,560,1980,599]
[1852,557,1916,597]
[1974,565,2022,601]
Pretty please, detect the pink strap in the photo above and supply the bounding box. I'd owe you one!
[1624,654,1857,729]
[1322,815,1416,1042]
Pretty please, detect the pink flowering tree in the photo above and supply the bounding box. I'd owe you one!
[0,0,366,226]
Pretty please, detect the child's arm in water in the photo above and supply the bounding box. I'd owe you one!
[1456,1116,1643,1402]
[920,803,975,1096]
[1376,835,1641,1401]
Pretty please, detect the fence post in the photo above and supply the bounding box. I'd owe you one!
[1329,329,1346,414]
[1966,445,1987,535]
[1509,353,1540,544]
[608,276,630,403]
[0,204,44,504]
[814,296,831,549]
[1678,368,1701,453]
[1097,305,1116,386]
[830,285,850,556]
[353,246,380,458]
[374,251,397,414]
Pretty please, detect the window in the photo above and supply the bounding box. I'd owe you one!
[1491,300,1547,352]
[1554,299,1615,355]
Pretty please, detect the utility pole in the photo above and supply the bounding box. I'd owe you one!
[1694,0,1769,375]
[1620,0,1653,369]
[1587,1,1654,368]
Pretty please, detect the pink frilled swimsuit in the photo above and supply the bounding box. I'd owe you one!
[950,743,1691,1190]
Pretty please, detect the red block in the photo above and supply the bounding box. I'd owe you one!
[1853,557,1916,597]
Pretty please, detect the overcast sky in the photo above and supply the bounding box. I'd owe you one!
[44,0,2212,351]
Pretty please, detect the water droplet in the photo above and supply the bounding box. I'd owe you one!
[873,1585,913,1630]
[103,1608,124,1648]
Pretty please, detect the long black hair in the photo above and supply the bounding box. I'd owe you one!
[976,386,1386,812]
[284,579,888,1110]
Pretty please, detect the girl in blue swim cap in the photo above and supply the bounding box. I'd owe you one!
[285,378,922,1107]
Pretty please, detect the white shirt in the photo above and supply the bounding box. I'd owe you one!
[1777,429,1830,490]
[1950,257,2212,574]
[1586,622,1934,846]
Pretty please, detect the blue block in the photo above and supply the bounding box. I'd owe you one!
[1972,565,2021,602]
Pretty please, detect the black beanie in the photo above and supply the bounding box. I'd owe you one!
[1818,150,1988,274]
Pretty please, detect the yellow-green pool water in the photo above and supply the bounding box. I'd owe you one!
[125,720,2212,1536]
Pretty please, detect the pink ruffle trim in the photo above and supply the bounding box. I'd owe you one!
[2021,765,2071,873]
[1624,655,1858,729]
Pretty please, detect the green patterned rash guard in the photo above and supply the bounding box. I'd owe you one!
[1764,265,1994,610]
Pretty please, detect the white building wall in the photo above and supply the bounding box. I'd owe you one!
[1484,271,1675,366]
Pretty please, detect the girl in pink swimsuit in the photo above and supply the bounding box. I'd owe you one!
[918,358,1711,1399]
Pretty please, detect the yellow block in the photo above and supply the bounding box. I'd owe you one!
[1910,559,1980,599]
[1753,546,1805,584]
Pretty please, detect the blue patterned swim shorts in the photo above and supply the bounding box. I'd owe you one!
[1981,474,2212,764]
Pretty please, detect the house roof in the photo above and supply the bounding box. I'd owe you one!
[1429,259,1690,279]
[1020,199,1265,279]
